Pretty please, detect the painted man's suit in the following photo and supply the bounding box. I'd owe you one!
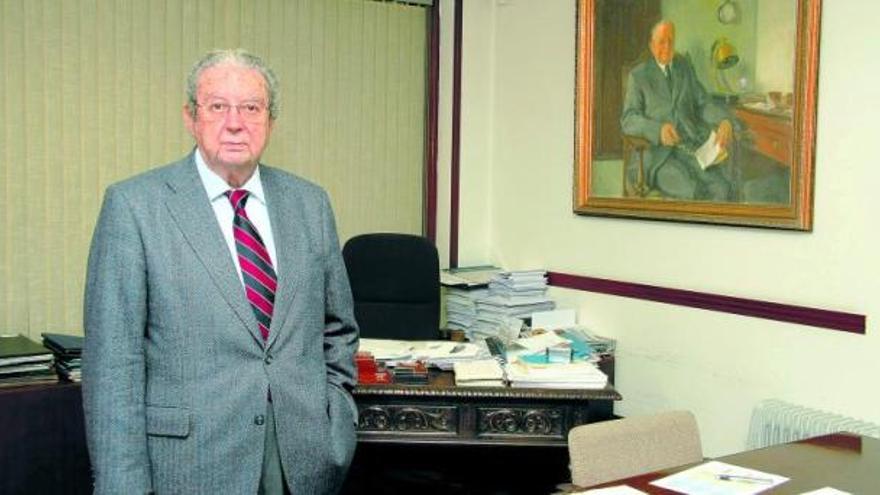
[621,54,735,200]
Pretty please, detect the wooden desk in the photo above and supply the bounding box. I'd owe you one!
[0,382,91,495]
[353,365,621,447]
[0,364,619,493]
[734,106,793,167]
[587,433,878,493]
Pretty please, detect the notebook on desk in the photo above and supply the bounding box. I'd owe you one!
[0,334,53,366]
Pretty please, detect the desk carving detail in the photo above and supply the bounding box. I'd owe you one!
[358,405,457,434]
[478,407,563,437]
[353,370,619,445]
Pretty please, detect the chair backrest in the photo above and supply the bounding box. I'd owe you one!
[568,410,702,488]
[342,233,440,340]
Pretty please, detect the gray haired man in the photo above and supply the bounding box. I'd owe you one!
[83,49,359,495]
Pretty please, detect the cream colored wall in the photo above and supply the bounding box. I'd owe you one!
[449,0,880,456]
[436,0,455,267]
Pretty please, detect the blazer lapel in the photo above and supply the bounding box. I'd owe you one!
[670,61,685,107]
[164,155,264,346]
[261,167,304,351]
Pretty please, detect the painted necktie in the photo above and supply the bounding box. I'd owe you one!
[226,189,276,341]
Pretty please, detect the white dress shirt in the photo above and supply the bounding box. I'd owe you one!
[194,149,278,286]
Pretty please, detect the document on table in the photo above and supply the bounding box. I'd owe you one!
[531,309,576,330]
[571,486,647,494]
[650,460,788,495]
[516,331,569,351]
[694,130,725,169]
[453,359,505,386]
[358,338,414,360]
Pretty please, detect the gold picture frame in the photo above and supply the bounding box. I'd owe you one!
[573,0,821,230]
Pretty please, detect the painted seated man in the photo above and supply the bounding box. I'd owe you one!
[621,20,737,201]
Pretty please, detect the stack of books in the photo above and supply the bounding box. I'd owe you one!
[445,286,489,336]
[358,339,489,371]
[469,270,555,341]
[442,266,500,338]
[0,334,56,387]
[42,333,83,382]
[391,361,429,385]
[453,359,505,387]
[504,361,608,389]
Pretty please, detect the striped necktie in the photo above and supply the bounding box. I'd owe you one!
[226,189,277,341]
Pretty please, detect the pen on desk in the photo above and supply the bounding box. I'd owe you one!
[716,473,774,484]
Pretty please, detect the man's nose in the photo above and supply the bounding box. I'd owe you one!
[223,106,245,130]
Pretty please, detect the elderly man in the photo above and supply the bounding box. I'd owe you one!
[621,20,737,200]
[83,49,359,495]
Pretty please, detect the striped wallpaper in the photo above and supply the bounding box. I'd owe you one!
[0,0,428,337]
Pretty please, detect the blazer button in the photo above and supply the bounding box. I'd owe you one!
[254,414,266,426]
[264,354,273,365]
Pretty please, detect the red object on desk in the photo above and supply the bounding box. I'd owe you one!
[356,351,392,384]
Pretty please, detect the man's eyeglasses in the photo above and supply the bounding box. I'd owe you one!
[195,100,268,123]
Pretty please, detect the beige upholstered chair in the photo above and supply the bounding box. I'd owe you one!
[567,410,703,488]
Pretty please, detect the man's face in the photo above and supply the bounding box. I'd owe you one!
[183,62,273,173]
[650,23,675,65]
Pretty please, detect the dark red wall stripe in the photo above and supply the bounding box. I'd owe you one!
[547,272,866,334]
[449,0,463,268]
[424,3,440,242]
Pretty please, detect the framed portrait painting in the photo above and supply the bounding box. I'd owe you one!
[573,0,821,230]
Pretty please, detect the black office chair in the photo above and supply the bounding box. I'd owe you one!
[342,233,440,340]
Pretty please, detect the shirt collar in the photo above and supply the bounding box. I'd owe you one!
[656,59,672,74]
[194,148,267,205]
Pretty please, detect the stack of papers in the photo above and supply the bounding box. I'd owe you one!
[468,314,525,343]
[445,287,489,335]
[502,328,615,366]
[358,338,489,370]
[505,360,608,389]
[453,359,505,387]
[42,333,83,382]
[570,487,647,495]
[466,270,555,341]
[0,334,57,387]
[440,266,502,288]
[488,269,551,300]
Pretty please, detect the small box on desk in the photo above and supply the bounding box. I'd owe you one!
[390,361,429,385]
[355,352,392,385]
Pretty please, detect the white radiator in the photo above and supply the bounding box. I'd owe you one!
[747,399,880,449]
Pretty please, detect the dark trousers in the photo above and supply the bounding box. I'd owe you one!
[258,400,291,495]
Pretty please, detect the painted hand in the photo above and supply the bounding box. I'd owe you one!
[716,119,733,150]
[660,123,680,147]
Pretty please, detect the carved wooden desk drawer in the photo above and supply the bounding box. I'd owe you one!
[353,370,621,447]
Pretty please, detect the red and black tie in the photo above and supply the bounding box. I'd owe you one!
[226,189,277,341]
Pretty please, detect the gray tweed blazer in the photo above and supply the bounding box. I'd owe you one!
[83,153,359,495]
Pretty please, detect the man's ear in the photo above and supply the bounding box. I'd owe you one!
[182,104,196,136]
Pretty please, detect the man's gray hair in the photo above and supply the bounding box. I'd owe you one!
[185,49,279,120]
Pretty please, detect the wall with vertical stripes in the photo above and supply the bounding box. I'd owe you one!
[0,0,427,337]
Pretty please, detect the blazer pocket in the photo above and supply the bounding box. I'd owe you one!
[146,405,192,438]
[327,383,358,426]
